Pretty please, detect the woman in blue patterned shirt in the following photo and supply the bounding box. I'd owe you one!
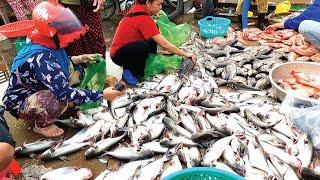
[2,1,121,138]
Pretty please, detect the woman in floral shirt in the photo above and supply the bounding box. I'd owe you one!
[2,1,121,138]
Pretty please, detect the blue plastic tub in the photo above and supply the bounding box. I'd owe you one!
[162,167,244,180]
[198,16,231,39]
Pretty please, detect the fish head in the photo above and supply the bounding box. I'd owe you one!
[39,150,53,161]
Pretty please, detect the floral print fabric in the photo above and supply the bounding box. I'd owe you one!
[3,51,103,119]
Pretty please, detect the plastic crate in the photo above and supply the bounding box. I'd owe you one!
[162,167,244,180]
[198,16,231,39]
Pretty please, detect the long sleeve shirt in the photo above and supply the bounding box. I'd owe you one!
[3,51,103,118]
[284,0,320,30]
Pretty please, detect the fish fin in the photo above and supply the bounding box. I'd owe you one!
[22,141,26,147]
[116,127,130,132]
[287,147,292,155]
[60,131,68,141]
[29,153,36,159]
[52,141,64,150]
[98,157,109,164]
[35,138,45,142]
[308,161,314,169]
[59,156,68,161]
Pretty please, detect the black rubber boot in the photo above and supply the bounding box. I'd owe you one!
[236,15,242,30]
[257,13,267,30]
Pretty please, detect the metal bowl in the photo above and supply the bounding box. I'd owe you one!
[269,62,320,105]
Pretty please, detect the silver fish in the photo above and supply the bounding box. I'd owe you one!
[143,113,166,140]
[166,100,179,122]
[297,133,313,167]
[162,117,192,139]
[202,135,235,166]
[40,142,90,161]
[156,74,182,93]
[104,146,153,161]
[55,118,86,129]
[194,113,211,130]
[141,141,169,154]
[244,109,280,128]
[179,109,198,133]
[160,136,199,147]
[260,141,301,168]
[40,167,93,180]
[15,139,58,157]
[247,137,276,178]
[84,133,127,159]
[254,77,271,89]
[223,145,246,175]
[188,147,202,167]
[104,158,154,180]
[161,155,183,179]
[134,153,171,179]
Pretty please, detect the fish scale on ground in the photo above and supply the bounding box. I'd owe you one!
[16,29,320,180]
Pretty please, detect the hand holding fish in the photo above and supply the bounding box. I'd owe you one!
[186,52,197,63]
[103,87,122,101]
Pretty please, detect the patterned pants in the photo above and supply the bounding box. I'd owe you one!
[5,0,38,20]
[62,4,107,56]
[19,90,68,128]
[236,0,268,15]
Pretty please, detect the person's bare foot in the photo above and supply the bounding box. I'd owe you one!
[33,124,64,138]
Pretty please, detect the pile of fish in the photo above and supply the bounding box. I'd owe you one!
[278,71,320,99]
[236,28,320,62]
[182,32,285,90]
[15,34,320,180]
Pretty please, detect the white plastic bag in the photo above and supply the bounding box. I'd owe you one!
[105,51,123,82]
[281,93,320,149]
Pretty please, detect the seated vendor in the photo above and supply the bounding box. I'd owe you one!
[2,1,122,138]
[236,0,269,36]
[110,0,197,85]
[266,0,320,49]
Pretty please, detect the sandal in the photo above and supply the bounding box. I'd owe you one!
[33,124,64,138]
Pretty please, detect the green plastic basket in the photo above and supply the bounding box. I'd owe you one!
[162,167,244,180]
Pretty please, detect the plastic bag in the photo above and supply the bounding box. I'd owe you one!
[154,10,191,47]
[78,55,106,111]
[105,51,123,82]
[144,54,182,78]
[281,93,320,149]
[275,0,291,14]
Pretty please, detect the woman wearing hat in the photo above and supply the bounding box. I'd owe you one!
[2,1,122,138]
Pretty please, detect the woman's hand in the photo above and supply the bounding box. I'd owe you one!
[243,28,249,37]
[185,52,197,63]
[72,54,102,64]
[103,87,122,101]
[265,23,284,33]
[93,0,105,13]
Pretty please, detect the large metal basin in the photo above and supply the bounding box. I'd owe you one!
[269,62,320,105]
